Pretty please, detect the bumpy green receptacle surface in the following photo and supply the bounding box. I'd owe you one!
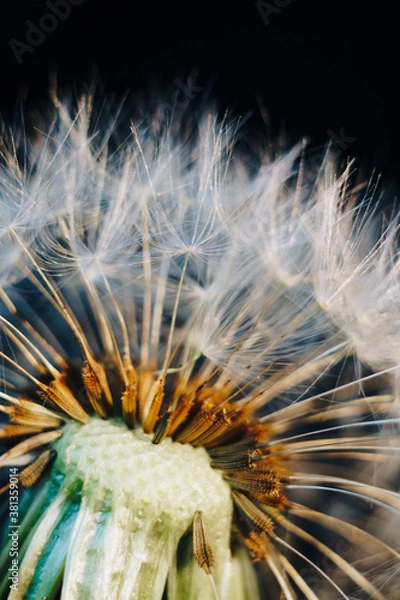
[11,418,238,600]
[56,418,232,531]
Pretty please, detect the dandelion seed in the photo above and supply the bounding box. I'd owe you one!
[0,92,400,599]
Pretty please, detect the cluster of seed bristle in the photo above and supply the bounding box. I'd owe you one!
[0,317,291,566]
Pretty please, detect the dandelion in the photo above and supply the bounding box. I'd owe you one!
[0,93,400,600]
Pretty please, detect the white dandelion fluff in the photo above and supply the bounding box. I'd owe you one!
[311,167,400,372]
[0,92,399,600]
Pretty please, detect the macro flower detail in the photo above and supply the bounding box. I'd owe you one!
[0,96,400,599]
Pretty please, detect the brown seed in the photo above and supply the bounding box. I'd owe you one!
[193,510,215,575]
[19,449,56,487]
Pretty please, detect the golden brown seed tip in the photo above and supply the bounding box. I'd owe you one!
[193,510,215,575]
[19,449,56,487]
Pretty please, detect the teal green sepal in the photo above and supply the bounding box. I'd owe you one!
[0,456,69,600]
[7,487,80,600]
[0,477,53,599]
[22,498,80,600]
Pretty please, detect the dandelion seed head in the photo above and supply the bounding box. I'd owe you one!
[0,92,399,599]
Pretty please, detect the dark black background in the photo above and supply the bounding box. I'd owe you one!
[0,0,399,186]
